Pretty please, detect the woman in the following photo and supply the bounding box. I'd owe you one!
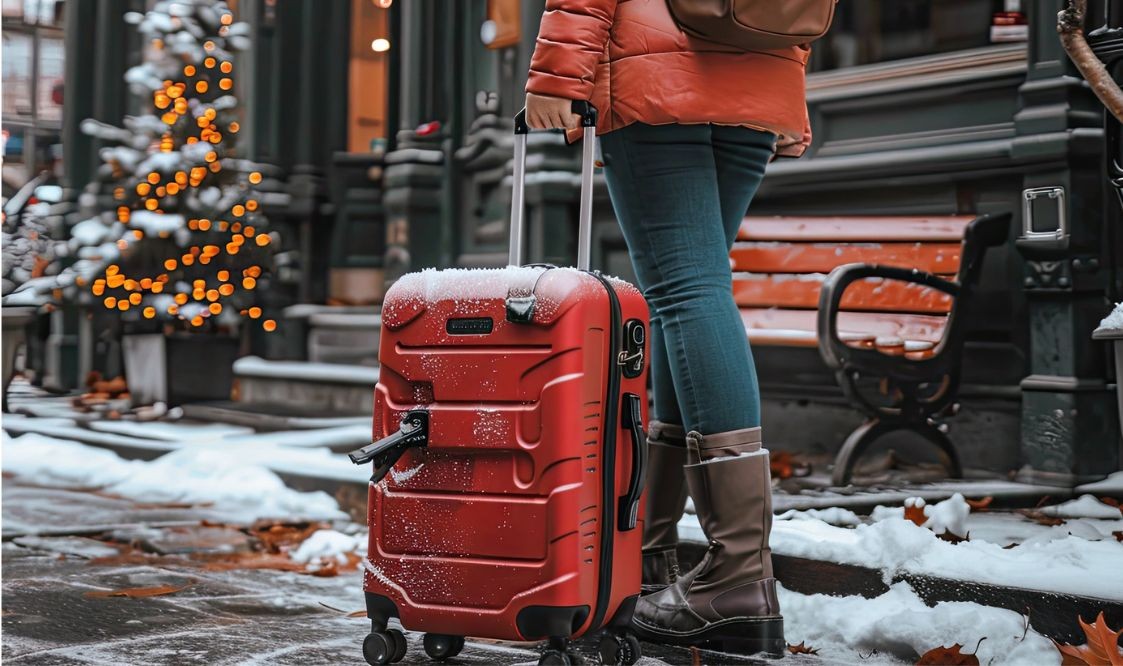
[525,0,811,655]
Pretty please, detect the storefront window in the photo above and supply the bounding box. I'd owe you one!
[1,0,64,191]
[347,0,390,153]
[812,0,1022,72]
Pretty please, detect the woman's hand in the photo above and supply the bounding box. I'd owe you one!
[525,93,582,130]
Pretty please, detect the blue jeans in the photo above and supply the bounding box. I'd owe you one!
[600,123,775,435]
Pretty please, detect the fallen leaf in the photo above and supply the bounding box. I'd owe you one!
[788,641,820,655]
[936,530,970,544]
[904,498,927,527]
[85,581,193,599]
[916,643,980,665]
[965,496,993,511]
[1101,497,1121,509]
[1113,531,1123,543]
[1017,509,1065,527]
[1053,612,1123,665]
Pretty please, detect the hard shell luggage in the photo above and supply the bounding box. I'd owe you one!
[350,103,650,666]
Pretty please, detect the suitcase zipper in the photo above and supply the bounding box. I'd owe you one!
[587,271,623,633]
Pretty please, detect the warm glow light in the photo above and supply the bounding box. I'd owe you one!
[371,38,391,52]
[248,307,262,319]
[263,319,277,332]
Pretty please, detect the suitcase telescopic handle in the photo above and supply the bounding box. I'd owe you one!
[618,393,648,531]
[509,101,598,270]
[348,410,429,484]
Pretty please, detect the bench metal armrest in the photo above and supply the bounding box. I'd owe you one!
[816,263,960,373]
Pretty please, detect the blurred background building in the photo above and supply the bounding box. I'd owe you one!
[4,0,1121,487]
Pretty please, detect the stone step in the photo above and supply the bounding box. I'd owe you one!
[307,312,381,366]
[234,356,378,415]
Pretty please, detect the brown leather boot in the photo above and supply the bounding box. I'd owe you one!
[631,426,785,656]
[641,421,688,592]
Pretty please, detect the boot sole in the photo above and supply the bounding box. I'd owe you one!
[632,615,786,657]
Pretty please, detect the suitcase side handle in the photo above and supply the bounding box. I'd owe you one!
[618,392,648,531]
[348,410,429,484]
[509,101,598,270]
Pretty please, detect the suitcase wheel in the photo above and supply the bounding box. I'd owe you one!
[363,628,407,665]
[422,633,465,661]
[598,631,642,666]
[538,637,583,666]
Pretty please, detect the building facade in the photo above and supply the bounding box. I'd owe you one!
[49,0,1122,484]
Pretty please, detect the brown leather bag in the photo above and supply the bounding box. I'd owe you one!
[666,0,836,51]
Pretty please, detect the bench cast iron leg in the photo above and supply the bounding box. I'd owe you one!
[831,418,963,486]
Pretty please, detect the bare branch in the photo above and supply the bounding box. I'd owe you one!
[1059,0,1123,123]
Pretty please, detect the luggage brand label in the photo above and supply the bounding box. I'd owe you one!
[446,317,494,335]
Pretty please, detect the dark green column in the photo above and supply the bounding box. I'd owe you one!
[61,0,98,203]
[1013,0,1121,485]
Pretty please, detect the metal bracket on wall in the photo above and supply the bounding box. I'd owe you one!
[1018,186,1068,252]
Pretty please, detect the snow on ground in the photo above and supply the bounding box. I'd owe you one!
[1076,470,1123,495]
[1038,494,1123,519]
[289,529,366,571]
[89,419,255,441]
[768,513,1123,601]
[681,493,1123,602]
[1,432,346,522]
[780,582,1059,665]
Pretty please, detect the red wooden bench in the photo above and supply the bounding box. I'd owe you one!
[730,213,1011,485]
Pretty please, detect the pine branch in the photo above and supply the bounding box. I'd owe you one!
[1059,0,1123,123]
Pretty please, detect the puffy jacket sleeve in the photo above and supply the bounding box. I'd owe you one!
[526,0,617,100]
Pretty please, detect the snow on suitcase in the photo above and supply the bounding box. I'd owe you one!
[350,102,649,666]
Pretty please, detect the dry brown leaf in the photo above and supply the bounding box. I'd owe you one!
[1113,531,1123,543]
[85,581,193,599]
[1017,509,1065,527]
[1100,497,1121,509]
[937,530,970,544]
[1053,612,1123,665]
[965,496,994,511]
[904,502,927,527]
[916,644,980,665]
[788,641,820,655]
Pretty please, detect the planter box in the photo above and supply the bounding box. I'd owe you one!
[2,306,38,411]
[1092,322,1123,464]
[123,333,239,406]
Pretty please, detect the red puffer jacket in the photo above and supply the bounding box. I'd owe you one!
[526,0,812,157]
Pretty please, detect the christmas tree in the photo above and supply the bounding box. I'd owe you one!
[73,0,277,333]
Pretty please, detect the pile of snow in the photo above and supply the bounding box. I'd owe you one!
[780,582,1058,664]
[1038,494,1122,519]
[1099,302,1123,331]
[290,529,366,571]
[776,506,862,527]
[871,494,970,537]
[769,512,1123,601]
[1,432,345,522]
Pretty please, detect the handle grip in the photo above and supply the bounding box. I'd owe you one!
[509,102,598,270]
[513,100,598,134]
[348,410,429,484]
[618,392,647,531]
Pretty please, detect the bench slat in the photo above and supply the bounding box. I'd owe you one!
[733,274,955,314]
[730,241,962,275]
[738,216,975,243]
[742,308,947,348]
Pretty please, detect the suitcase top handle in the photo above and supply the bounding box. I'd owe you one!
[509,102,598,271]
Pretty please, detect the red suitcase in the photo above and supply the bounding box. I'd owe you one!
[350,103,650,666]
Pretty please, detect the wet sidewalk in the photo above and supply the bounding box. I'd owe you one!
[1,482,769,666]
